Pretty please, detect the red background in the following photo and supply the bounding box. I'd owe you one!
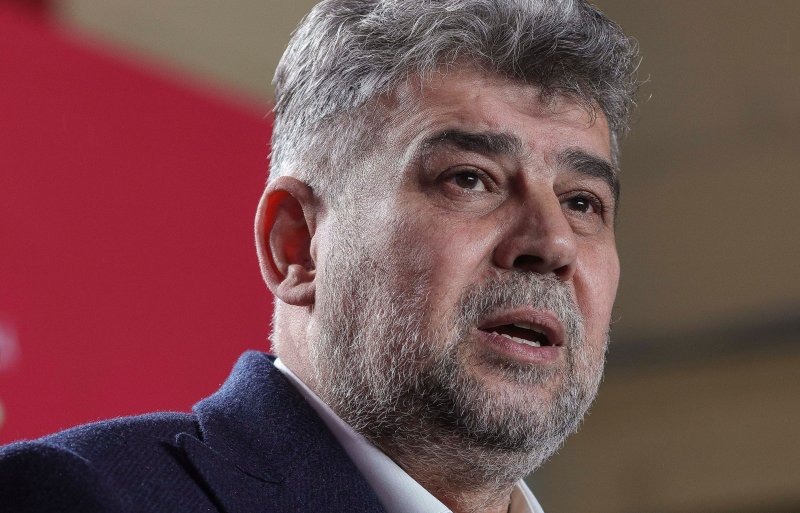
[0,4,274,443]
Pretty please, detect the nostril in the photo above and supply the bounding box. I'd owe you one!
[512,255,544,270]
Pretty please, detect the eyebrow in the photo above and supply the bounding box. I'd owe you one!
[557,148,620,205]
[420,129,525,159]
[415,130,620,207]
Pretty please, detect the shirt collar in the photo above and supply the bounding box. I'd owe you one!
[274,358,544,513]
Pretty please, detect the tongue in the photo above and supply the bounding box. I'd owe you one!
[492,324,548,345]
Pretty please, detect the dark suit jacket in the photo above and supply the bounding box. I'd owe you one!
[0,351,387,512]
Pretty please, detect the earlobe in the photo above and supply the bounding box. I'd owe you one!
[255,177,317,306]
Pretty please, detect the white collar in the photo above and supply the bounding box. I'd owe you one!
[274,357,544,513]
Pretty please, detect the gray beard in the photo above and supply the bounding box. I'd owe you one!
[310,226,607,486]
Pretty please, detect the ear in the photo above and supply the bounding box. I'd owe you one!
[255,176,318,306]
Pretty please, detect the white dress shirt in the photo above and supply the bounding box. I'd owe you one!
[274,358,545,513]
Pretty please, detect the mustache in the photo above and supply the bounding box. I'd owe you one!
[456,273,583,340]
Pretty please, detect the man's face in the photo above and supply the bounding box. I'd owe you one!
[310,67,619,475]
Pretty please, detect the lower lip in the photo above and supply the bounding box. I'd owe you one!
[477,330,562,365]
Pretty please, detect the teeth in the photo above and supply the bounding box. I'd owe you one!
[512,322,546,335]
[491,331,542,347]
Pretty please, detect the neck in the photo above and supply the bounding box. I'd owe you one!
[374,435,529,513]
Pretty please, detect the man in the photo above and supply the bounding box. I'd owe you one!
[0,1,638,512]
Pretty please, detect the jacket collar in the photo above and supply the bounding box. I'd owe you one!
[178,351,386,513]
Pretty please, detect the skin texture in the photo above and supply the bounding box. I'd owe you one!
[257,67,620,513]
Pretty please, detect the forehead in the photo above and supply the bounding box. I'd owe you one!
[386,66,612,164]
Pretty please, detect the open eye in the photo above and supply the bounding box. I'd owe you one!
[562,193,603,215]
[448,169,488,192]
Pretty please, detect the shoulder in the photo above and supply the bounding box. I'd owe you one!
[0,437,119,512]
[0,412,209,513]
[38,411,197,458]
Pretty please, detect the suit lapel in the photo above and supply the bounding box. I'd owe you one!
[177,351,386,513]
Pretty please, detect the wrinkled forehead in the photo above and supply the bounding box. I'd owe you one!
[380,66,611,162]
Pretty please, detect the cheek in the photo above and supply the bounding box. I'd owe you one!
[574,243,620,339]
[434,233,485,303]
[391,215,496,314]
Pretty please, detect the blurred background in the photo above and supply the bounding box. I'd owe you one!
[1,1,798,512]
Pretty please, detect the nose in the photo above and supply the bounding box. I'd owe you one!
[493,191,577,281]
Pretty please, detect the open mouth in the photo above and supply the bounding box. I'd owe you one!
[485,322,552,348]
[477,310,565,349]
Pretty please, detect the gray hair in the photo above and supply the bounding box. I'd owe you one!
[270,0,639,198]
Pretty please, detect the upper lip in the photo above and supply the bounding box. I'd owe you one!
[477,308,566,347]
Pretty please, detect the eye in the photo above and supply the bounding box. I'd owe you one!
[562,193,603,215]
[448,169,488,192]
